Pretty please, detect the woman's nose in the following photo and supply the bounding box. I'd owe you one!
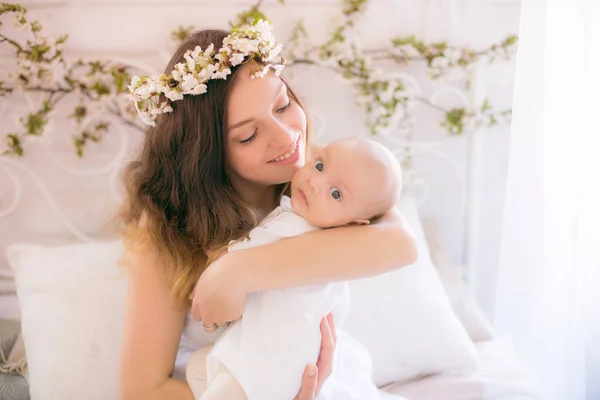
[270,121,295,149]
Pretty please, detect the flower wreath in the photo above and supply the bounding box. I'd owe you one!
[128,19,285,127]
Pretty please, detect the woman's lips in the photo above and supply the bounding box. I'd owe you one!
[268,136,301,164]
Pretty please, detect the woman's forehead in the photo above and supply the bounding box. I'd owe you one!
[228,68,285,110]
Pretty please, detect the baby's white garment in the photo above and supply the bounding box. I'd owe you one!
[187,346,246,400]
[204,196,402,400]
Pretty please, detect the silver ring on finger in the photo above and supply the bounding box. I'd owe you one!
[201,322,218,332]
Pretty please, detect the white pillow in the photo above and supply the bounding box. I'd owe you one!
[6,241,127,400]
[421,217,495,343]
[344,196,479,387]
[5,198,478,397]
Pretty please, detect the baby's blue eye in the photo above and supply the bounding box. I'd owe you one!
[315,161,324,172]
[331,188,341,200]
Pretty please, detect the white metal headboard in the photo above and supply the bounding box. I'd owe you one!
[0,57,487,289]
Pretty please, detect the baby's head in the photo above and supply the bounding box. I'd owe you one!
[290,138,402,228]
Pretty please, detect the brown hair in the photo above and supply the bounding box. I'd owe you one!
[119,29,310,308]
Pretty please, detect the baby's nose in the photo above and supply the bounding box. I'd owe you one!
[308,176,321,194]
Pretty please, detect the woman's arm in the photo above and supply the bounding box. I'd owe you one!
[119,242,194,400]
[193,207,417,325]
[246,207,417,292]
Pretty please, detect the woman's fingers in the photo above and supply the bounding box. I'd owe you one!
[316,317,335,385]
[201,321,217,333]
[190,288,202,321]
[294,364,318,400]
[326,312,337,344]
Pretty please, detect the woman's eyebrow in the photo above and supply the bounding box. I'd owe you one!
[228,117,253,131]
[228,81,288,131]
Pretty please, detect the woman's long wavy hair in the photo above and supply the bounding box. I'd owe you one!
[119,29,311,308]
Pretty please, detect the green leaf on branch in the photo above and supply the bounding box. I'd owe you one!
[501,35,518,48]
[0,3,26,15]
[171,25,195,44]
[6,134,23,156]
[91,81,111,96]
[442,108,467,135]
[96,121,109,131]
[70,105,87,124]
[88,61,105,76]
[481,99,491,111]
[391,36,427,54]
[30,19,42,33]
[342,0,368,16]
[56,34,68,45]
[29,44,51,61]
[73,121,109,157]
[22,112,46,136]
[229,5,269,29]
[112,66,130,93]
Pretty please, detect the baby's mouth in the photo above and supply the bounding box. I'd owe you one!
[298,188,309,205]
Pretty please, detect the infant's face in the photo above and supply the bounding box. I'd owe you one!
[290,140,387,228]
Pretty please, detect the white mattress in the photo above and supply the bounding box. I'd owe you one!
[382,338,541,400]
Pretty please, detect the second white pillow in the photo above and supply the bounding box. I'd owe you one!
[343,196,479,387]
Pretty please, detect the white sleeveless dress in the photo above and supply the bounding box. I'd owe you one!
[173,312,222,381]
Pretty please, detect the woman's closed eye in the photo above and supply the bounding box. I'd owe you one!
[277,100,291,113]
[240,130,257,144]
[239,101,290,144]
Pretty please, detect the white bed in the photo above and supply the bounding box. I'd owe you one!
[384,338,540,400]
[0,62,539,400]
[0,197,542,400]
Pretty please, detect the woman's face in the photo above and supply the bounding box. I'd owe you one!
[225,64,308,192]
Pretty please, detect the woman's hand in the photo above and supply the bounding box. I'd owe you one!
[190,251,248,328]
[294,313,337,400]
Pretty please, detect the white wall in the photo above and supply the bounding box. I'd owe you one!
[0,0,521,318]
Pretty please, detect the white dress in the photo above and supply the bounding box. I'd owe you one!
[179,196,405,400]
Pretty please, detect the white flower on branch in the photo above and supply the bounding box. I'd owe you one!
[230,52,246,66]
[394,44,420,59]
[431,56,449,69]
[443,48,462,65]
[181,74,200,92]
[165,90,184,101]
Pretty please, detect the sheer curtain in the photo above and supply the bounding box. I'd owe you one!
[493,1,600,399]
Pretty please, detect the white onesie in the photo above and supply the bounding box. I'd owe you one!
[187,196,401,400]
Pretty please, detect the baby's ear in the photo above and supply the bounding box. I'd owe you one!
[350,219,370,226]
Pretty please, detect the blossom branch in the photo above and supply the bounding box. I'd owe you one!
[1,1,517,157]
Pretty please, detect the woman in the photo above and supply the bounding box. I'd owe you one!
[119,22,417,400]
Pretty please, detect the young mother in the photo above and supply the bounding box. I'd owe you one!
[119,21,417,400]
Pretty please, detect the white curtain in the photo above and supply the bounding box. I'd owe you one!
[494,1,600,399]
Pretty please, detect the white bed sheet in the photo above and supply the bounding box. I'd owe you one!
[382,337,541,400]
[0,293,20,321]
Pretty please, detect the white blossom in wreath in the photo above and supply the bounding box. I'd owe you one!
[128,19,286,127]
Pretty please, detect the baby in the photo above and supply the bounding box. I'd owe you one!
[186,137,404,400]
